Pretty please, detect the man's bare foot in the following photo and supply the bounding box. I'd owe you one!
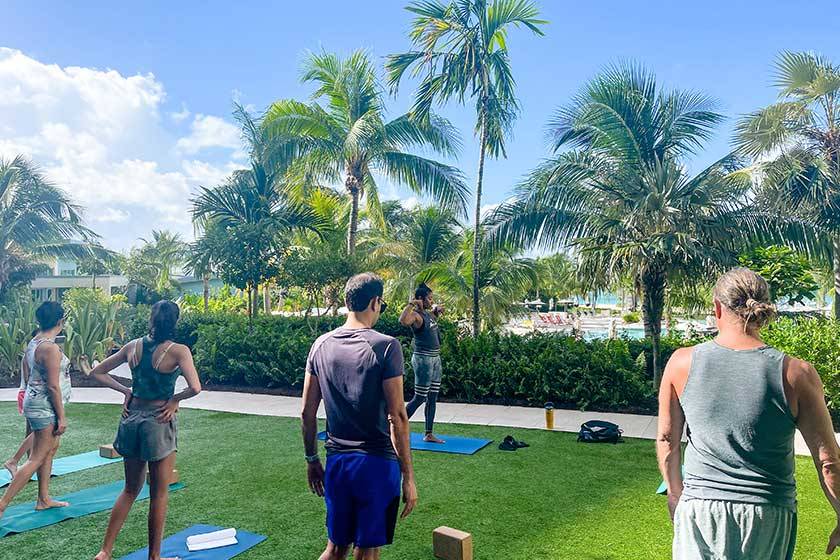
[2,460,17,478]
[93,551,111,560]
[424,433,445,444]
[35,498,70,511]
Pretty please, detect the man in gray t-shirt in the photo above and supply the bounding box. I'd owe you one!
[301,273,417,558]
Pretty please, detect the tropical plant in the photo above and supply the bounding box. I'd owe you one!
[735,51,840,318]
[368,205,461,303]
[180,288,247,315]
[0,296,37,378]
[386,0,546,335]
[739,245,820,305]
[191,105,322,318]
[488,65,816,387]
[124,230,187,298]
[533,253,580,301]
[426,228,537,330]
[262,50,468,255]
[63,296,122,370]
[0,156,101,298]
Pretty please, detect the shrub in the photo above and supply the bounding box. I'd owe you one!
[622,311,641,324]
[763,317,840,408]
[187,312,650,411]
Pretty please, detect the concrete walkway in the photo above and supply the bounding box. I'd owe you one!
[0,367,820,456]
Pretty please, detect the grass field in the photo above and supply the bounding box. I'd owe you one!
[0,402,836,559]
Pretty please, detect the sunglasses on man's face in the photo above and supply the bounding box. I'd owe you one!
[379,299,388,314]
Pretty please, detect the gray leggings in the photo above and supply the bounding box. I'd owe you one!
[406,354,442,434]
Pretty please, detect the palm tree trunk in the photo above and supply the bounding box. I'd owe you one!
[263,284,271,314]
[641,265,667,389]
[346,173,361,254]
[834,237,840,320]
[471,117,489,336]
[202,275,209,312]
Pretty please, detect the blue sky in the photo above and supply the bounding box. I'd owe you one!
[3,1,840,250]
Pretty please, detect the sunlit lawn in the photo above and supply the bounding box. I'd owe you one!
[0,403,835,559]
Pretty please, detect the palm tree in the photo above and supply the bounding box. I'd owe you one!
[192,105,321,318]
[489,65,816,388]
[0,156,99,297]
[137,230,188,295]
[386,0,546,335]
[262,50,468,255]
[368,205,461,302]
[734,51,840,318]
[428,227,537,331]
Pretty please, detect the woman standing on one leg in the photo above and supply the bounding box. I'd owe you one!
[0,302,72,519]
[399,283,445,444]
[89,301,201,560]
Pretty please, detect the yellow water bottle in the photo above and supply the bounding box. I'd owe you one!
[545,402,555,430]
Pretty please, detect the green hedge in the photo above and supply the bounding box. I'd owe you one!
[763,317,840,408]
[118,308,840,413]
[131,311,650,411]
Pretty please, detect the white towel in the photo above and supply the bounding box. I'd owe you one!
[186,528,238,552]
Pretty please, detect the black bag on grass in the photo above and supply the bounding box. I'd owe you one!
[577,420,622,444]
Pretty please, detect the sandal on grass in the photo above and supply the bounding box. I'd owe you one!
[499,436,518,451]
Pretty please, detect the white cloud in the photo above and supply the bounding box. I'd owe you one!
[170,103,191,123]
[93,208,130,223]
[400,196,420,210]
[0,48,242,249]
[175,114,241,155]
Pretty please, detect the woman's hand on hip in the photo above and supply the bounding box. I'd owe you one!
[54,417,67,436]
[121,393,132,418]
[156,400,179,423]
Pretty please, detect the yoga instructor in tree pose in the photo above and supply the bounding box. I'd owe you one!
[658,268,840,559]
[89,300,201,560]
[302,273,417,560]
[400,283,445,444]
[0,302,72,520]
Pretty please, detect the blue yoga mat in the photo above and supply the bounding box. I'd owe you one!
[0,450,123,487]
[0,481,185,538]
[317,431,492,455]
[121,524,267,560]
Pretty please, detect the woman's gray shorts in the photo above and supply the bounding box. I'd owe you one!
[114,401,177,463]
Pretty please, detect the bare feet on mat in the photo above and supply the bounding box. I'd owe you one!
[424,433,445,444]
[35,498,70,511]
[2,460,17,478]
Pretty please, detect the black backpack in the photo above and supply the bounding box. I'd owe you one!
[577,420,622,444]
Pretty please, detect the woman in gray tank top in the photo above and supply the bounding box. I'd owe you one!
[657,268,840,559]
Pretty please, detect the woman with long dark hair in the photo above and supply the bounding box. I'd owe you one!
[89,300,201,560]
[0,302,72,519]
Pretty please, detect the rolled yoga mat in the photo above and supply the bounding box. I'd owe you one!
[0,450,123,488]
[317,431,493,455]
[0,481,185,538]
[121,524,267,559]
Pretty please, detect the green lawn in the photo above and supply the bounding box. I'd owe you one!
[0,402,835,559]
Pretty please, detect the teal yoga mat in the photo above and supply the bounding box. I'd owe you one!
[0,481,185,538]
[0,450,123,488]
[656,466,686,495]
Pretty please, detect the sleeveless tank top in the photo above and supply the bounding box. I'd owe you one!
[680,340,796,510]
[22,337,72,420]
[130,337,181,401]
[412,310,440,356]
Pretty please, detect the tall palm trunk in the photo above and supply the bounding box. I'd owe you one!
[641,265,667,389]
[834,237,840,320]
[263,283,271,314]
[345,169,362,254]
[471,113,489,336]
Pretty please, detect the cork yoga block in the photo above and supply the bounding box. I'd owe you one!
[99,444,121,459]
[433,526,473,560]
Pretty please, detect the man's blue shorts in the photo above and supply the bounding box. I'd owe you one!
[325,452,401,549]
